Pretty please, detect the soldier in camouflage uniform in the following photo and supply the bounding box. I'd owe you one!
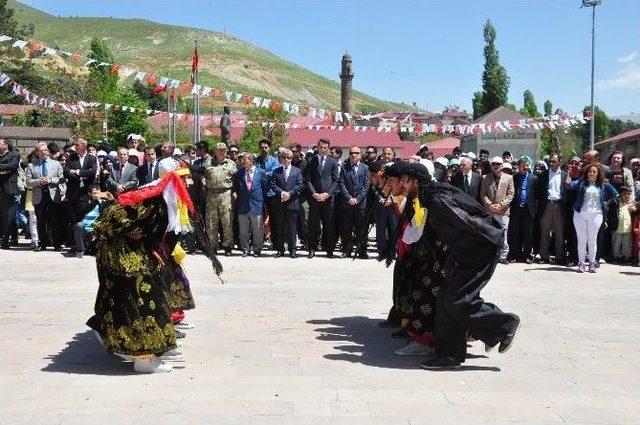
[205,142,237,255]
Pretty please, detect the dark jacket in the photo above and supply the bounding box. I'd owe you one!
[234,167,267,215]
[450,170,482,202]
[339,161,371,210]
[272,165,304,210]
[565,178,618,215]
[66,152,98,198]
[535,168,568,215]
[136,159,161,186]
[0,150,21,195]
[304,155,339,197]
[511,172,537,217]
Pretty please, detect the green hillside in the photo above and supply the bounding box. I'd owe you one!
[8,0,410,113]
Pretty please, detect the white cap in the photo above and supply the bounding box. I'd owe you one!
[108,151,117,158]
[173,147,182,155]
[127,148,138,157]
[630,158,639,164]
[419,158,435,176]
[467,152,477,159]
[490,156,504,164]
[435,157,449,167]
[97,150,107,157]
[448,158,460,167]
[127,133,144,141]
[502,163,512,170]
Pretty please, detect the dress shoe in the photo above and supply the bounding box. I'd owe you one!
[498,315,521,353]
[76,251,83,258]
[394,341,435,356]
[536,257,550,264]
[224,248,232,256]
[290,252,297,259]
[54,246,63,252]
[391,328,408,339]
[326,252,334,259]
[253,252,261,258]
[0,244,9,250]
[274,251,284,258]
[420,356,461,370]
[307,250,315,259]
[241,251,248,258]
[588,262,597,273]
[499,259,509,265]
[32,245,41,252]
[357,252,369,260]
[524,258,533,264]
[341,252,352,258]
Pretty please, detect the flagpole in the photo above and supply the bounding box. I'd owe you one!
[167,89,172,143]
[193,40,200,143]
[103,103,108,144]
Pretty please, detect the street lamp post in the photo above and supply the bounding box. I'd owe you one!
[582,0,602,151]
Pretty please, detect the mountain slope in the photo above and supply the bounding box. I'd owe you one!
[9,0,409,113]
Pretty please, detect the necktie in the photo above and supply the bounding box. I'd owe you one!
[319,157,324,172]
[247,170,253,191]
[284,166,289,181]
[149,163,154,180]
[464,174,470,190]
[41,159,46,176]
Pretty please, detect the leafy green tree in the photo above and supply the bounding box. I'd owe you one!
[472,91,484,120]
[0,0,31,38]
[521,89,540,118]
[132,79,168,111]
[576,106,611,150]
[539,128,580,160]
[609,119,640,137]
[237,106,290,154]
[543,100,553,117]
[479,20,510,115]
[86,38,118,99]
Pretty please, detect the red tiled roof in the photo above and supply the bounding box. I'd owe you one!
[421,137,460,158]
[287,127,418,155]
[596,128,640,146]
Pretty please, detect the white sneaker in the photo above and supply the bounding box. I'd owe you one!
[394,341,435,356]
[175,321,194,330]
[134,357,173,373]
[160,349,183,358]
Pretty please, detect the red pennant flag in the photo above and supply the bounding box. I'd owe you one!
[110,64,122,74]
[191,44,199,84]
[153,85,167,94]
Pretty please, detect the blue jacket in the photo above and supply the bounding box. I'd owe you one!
[565,178,618,214]
[272,165,304,210]
[255,154,280,197]
[233,167,267,215]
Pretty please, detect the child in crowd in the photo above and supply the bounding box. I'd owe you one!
[612,187,636,263]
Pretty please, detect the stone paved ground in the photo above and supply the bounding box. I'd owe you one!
[1,246,639,424]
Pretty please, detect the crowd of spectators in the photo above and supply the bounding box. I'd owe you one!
[0,134,638,271]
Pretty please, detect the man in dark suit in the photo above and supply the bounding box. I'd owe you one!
[0,139,21,249]
[535,153,568,264]
[107,147,138,195]
[509,156,537,263]
[233,152,267,257]
[339,147,371,258]
[451,156,481,202]
[272,148,304,258]
[66,138,98,224]
[304,138,340,258]
[136,146,160,186]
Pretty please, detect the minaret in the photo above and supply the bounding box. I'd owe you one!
[340,52,354,114]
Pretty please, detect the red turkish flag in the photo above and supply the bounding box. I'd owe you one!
[191,45,199,84]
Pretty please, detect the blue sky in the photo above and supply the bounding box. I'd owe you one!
[22,0,640,116]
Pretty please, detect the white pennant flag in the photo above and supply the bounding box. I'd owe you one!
[318,109,326,119]
[84,59,97,66]
[191,84,201,95]
[59,51,72,57]
[284,123,290,129]
[122,67,135,78]
[43,47,57,56]
[168,79,180,89]
[96,61,110,67]
[252,96,262,107]
[377,127,383,133]
[234,93,243,102]
[224,91,233,102]
[290,104,299,115]
[0,35,12,42]
[134,71,146,81]
[335,112,343,123]
[158,77,169,87]
[12,40,28,49]
[0,74,10,87]
[201,86,212,97]
[343,113,352,124]
[12,83,21,96]
[104,103,112,110]
[261,98,271,108]
[308,107,317,118]
[282,102,291,113]
[548,121,556,130]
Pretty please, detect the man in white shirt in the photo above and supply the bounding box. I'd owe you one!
[537,153,567,264]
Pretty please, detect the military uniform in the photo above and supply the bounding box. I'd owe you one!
[204,154,236,251]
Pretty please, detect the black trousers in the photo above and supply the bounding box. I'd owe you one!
[35,192,64,249]
[274,204,298,254]
[375,204,398,255]
[0,191,15,244]
[508,204,534,260]
[340,205,367,254]
[435,248,516,361]
[265,197,278,248]
[308,198,335,253]
[565,208,578,263]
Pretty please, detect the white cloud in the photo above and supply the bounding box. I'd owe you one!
[617,51,638,64]
[597,63,640,90]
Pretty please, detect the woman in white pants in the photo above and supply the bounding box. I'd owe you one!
[565,163,618,273]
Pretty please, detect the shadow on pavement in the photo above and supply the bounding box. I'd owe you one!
[41,330,136,375]
[307,317,500,372]
[523,266,575,273]
[620,271,640,276]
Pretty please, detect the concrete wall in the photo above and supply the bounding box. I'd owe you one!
[462,131,540,160]
[0,126,72,157]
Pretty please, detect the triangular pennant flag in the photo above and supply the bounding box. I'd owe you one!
[290,104,299,115]
[104,103,112,110]
[234,93,243,102]
[191,84,201,95]
[0,74,10,87]
[122,67,135,78]
[335,112,343,123]
[84,59,97,66]
[252,96,262,107]
[261,98,271,108]
[158,77,169,87]
[42,47,56,56]
[96,61,110,67]
[146,109,152,115]
[343,113,352,123]
[134,71,146,81]
[0,35,12,42]
[282,102,291,113]
[225,91,233,101]
[201,86,212,97]
[318,109,326,119]
[12,40,28,49]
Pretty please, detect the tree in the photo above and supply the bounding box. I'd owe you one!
[576,106,611,150]
[472,91,484,120]
[539,128,580,160]
[521,89,540,118]
[609,118,640,137]
[0,0,31,39]
[86,38,118,99]
[479,20,510,116]
[543,100,553,117]
[132,79,168,111]
[237,106,290,154]
[102,88,149,148]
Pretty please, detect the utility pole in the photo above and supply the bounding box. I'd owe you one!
[582,0,602,151]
